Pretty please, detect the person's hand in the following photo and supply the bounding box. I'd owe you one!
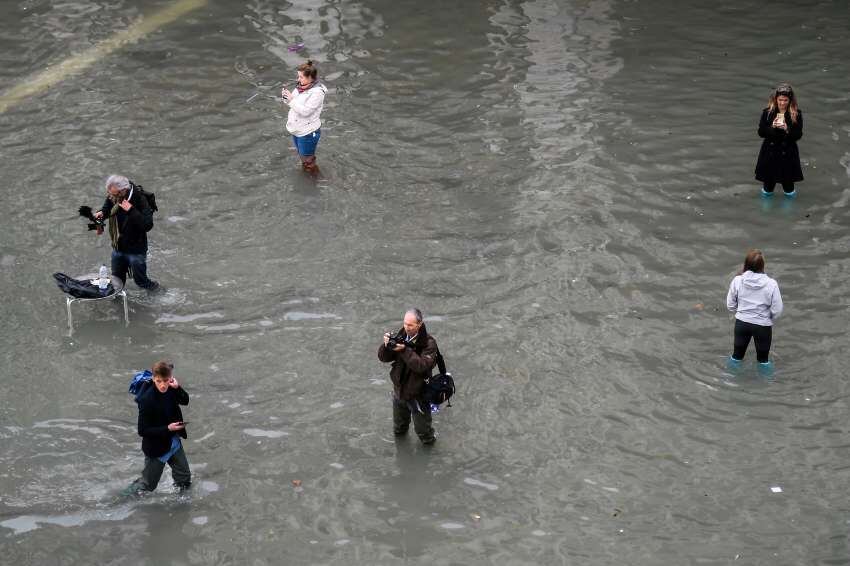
[94,210,104,220]
[383,333,391,346]
[168,376,180,389]
[168,422,185,431]
[393,343,406,352]
[119,199,132,211]
[281,87,291,101]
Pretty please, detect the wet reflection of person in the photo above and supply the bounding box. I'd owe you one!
[128,361,191,493]
[281,60,328,176]
[378,308,438,445]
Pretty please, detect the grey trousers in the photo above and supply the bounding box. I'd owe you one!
[393,397,435,444]
[132,447,191,492]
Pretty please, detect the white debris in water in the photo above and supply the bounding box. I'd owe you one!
[193,432,215,443]
[192,516,208,525]
[583,478,598,485]
[602,486,620,493]
[228,402,241,409]
[329,463,344,469]
[167,216,187,223]
[201,481,219,493]
[243,428,289,438]
[440,522,465,530]
[770,486,783,493]
[329,402,344,409]
[369,378,385,385]
[463,477,499,491]
[334,539,350,546]
[531,530,547,537]
[258,320,274,327]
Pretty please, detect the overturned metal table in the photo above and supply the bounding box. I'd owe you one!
[65,273,128,332]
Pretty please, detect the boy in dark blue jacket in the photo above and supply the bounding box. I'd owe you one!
[129,361,191,493]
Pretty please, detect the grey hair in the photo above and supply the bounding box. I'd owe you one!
[105,174,130,191]
[405,308,423,323]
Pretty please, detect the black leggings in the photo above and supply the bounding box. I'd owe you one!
[732,319,772,363]
[763,181,795,194]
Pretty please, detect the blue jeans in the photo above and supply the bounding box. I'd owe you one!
[292,129,320,156]
[112,250,157,289]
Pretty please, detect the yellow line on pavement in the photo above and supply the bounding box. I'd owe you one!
[0,0,207,114]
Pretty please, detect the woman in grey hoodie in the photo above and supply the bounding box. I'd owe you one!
[726,249,783,367]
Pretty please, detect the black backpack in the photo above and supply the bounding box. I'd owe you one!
[424,349,455,407]
[130,180,158,212]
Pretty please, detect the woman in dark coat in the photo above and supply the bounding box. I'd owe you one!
[755,84,803,197]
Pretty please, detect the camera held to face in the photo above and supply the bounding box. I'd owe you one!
[386,336,404,349]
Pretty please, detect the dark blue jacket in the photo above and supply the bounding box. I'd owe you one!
[136,383,188,458]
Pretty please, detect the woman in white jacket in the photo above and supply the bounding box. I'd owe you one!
[726,249,783,369]
[281,60,327,174]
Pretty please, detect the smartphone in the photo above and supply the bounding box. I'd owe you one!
[177,421,189,425]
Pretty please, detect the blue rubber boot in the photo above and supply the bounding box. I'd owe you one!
[757,361,774,377]
[761,188,774,197]
[726,356,743,372]
[783,190,797,198]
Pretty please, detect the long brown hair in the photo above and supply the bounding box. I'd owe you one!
[766,83,799,124]
[740,249,765,274]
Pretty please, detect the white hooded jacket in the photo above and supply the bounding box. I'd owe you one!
[726,271,783,326]
[285,82,327,137]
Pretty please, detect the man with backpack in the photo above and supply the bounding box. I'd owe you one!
[93,174,159,290]
[127,361,191,494]
[378,308,439,445]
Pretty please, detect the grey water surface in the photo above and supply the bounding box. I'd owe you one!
[2,0,850,564]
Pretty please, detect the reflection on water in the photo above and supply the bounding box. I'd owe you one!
[2,0,850,563]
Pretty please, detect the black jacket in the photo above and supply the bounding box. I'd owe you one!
[755,108,803,183]
[377,324,438,401]
[99,187,154,254]
[136,383,188,458]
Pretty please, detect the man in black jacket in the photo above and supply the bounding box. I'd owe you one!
[129,361,191,493]
[378,308,438,445]
[93,174,159,290]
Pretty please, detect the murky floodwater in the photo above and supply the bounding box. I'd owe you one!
[2,0,850,564]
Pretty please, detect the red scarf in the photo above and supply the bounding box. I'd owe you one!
[296,80,320,94]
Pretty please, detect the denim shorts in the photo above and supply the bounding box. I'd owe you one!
[292,129,321,156]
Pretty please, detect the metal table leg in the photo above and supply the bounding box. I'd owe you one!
[121,291,129,325]
[66,297,74,332]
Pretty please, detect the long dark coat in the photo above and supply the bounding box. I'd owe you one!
[755,108,803,183]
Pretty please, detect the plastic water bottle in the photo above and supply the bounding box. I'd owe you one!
[98,264,109,292]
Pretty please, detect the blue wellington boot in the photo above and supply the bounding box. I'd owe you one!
[761,188,774,197]
[757,361,774,377]
[726,356,743,372]
[783,190,797,199]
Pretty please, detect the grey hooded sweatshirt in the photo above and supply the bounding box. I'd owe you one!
[726,270,783,326]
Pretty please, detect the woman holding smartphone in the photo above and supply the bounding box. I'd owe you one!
[281,60,328,175]
[755,84,803,197]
